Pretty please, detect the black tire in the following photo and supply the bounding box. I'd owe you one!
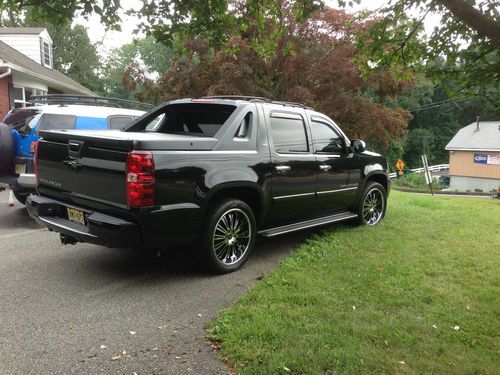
[13,190,28,205]
[0,123,15,175]
[200,199,256,274]
[357,182,387,226]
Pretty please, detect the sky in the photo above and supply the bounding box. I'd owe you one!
[78,0,441,57]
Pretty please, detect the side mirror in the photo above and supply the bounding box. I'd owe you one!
[351,139,366,153]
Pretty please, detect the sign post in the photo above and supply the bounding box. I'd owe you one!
[421,154,434,195]
[395,159,405,177]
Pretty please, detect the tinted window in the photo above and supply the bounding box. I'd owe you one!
[108,116,135,129]
[311,121,344,153]
[270,114,308,153]
[147,104,236,137]
[38,114,76,131]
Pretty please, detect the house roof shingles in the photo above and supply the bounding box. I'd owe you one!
[446,121,500,152]
[0,27,46,35]
[0,40,94,95]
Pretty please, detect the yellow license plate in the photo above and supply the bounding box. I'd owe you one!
[67,207,85,225]
[15,163,26,174]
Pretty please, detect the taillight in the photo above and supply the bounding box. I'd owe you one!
[126,150,155,207]
[33,141,40,183]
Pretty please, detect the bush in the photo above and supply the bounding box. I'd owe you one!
[392,172,440,190]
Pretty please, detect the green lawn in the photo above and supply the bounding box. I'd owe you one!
[208,192,500,374]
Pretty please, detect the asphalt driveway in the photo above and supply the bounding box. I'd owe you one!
[0,190,313,374]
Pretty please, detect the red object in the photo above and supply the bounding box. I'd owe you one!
[126,150,155,207]
[33,140,40,183]
[29,141,38,153]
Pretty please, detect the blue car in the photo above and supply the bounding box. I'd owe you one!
[0,98,147,203]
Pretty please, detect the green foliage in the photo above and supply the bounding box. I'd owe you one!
[359,0,500,105]
[102,36,172,101]
[0,0,121,29]
[208,192,500,374]
[392,172,440,190]
[48,24,104,94]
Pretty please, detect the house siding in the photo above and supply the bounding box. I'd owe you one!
[0,76,12,118]
[449,151,500,179]
[0,34,44,65]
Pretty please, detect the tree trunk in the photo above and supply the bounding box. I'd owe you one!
[437,0,500,47]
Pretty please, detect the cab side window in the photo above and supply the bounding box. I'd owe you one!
[270,113,308,153]
[311,121,344,154]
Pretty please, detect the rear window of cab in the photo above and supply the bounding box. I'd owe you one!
[37,114,137,131]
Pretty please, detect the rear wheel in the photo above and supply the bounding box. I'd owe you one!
[201,199,256,274]
[357,182,386,226]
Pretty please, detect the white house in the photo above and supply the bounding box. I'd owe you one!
[0,27,94,119]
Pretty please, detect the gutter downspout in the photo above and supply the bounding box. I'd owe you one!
[0,67,12,80]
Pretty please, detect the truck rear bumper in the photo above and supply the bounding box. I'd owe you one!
[26,195,141,248]
[0,173,36,191]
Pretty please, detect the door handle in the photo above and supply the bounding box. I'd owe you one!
[319,165,332,171]
[275,165,291,173]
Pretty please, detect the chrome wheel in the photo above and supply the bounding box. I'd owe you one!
[212,208,252,265]
[362,188,385,225]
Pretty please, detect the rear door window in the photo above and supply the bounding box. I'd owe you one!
[38,114,76,131]
[269,112,309,153]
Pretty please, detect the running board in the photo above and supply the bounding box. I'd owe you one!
[258,211,358,237]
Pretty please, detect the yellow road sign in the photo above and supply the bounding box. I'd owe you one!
[396,159,405,171]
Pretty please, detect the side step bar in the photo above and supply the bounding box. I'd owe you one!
[258,211,358,237]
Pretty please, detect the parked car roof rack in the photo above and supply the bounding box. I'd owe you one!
[201,95,271,102]
[201,95,312,109]
[29,94,154,111]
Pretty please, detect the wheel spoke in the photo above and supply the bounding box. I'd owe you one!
[362,188,385,226]
[212,208,252,265]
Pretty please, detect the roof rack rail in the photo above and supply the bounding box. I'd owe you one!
[201,95,272,102]
[271,100,313,110]
[29,94,154,111]
[200,95,312,109]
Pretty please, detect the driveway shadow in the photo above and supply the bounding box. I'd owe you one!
[49,228,320,295]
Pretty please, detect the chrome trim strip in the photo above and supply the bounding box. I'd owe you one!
[154,150,258,154]
[38,217,97,238]
[316,154,341,158]
[317,187,358,195]
[260,213,359,237]
[273,192,315,200]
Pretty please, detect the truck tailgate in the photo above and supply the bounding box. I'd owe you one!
[37,137,130,206]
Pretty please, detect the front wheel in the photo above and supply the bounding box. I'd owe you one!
[201,199,256,274]
[357,182,387,226]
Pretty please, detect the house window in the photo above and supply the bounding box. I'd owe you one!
[13,87,48,108]
[40,39,52,68]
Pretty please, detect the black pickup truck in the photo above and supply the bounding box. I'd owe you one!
[26,96,389,273]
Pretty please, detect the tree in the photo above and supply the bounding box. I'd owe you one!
[359,0,499,104]
[126,4,411,147]
[0,0,121,28]
[103,36,172,100]
[48,24,103,94]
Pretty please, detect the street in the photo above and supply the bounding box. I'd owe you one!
[0,190,312,374]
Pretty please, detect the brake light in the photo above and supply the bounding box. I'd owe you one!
[33,141,40,183]
[126,150,155,207]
